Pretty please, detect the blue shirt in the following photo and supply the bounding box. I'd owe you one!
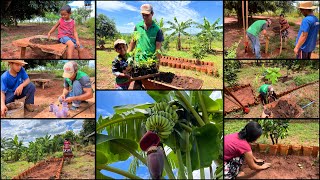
[1,68,29,93]
[295,15,319,52]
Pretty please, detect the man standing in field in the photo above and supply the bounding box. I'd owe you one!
[294,1,319,59]
[127,4,164,61]
[246,19,272,59]
[127,4,164,89]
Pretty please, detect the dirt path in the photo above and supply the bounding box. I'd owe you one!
[16,76,95,118]
[1,24,94,59]
[240,152,319,179]
[24,161,61,179]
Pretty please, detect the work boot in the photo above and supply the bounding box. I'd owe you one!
[25,104,38,112]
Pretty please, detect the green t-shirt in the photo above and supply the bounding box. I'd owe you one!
[247,20,267,37]
[135,21,161,62]
[259,84,270,94]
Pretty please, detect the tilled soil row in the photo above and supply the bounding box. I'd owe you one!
[12,158,64,179]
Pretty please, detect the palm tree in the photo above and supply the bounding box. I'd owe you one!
[167,17,193,50]
[196,17,222,51]
[96,91,223,179]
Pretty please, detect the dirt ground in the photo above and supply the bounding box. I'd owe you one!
[240,152,319,179]
[12,75,95,118]
[225,83,319,118]
[24,160,61,179]
[1,24,94,59]
[224,85,256,113]
[224,16,319,59]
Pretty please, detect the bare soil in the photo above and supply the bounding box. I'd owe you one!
[224,16,319,59]
[240,152,319,179]
[25,161,60,179]
[224,85,256,113]
[1,24,94,59]
[13,74,95,118]
[153,72,203,89]
[29,38,60,45]
[270,99,299,118]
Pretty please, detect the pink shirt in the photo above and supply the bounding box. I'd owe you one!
[224,133,251,162]
[58,18,75,39]
[64,141,71,149]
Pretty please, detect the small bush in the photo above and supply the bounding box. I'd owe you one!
[80,66,95,77]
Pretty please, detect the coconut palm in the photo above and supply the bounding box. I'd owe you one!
[96,91,223,179]
[167,17,193,50]
[196,17,222,51]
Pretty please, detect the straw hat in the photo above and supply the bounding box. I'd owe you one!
[2,60,28,65]
[298,1,318,9]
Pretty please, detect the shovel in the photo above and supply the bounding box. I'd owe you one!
[279,28,283,55]
[265,36,269,54]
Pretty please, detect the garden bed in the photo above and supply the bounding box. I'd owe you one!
[159,56,217,76]
[151,72,203,89]
[224,84,257,113]
[12,158,63,179]
[29,38,60,45]
[264,96,303,118]
[240,152,319,179]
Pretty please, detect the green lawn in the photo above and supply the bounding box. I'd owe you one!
[224,120,319,146]
[2,161,34,179]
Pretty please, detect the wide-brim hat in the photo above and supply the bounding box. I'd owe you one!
[3,60,28,65]
[298,1,318,9]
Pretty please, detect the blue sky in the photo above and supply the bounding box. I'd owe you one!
[69,1,96,17]
[1,120,84,147]
[97,1,223,34]
[96,91,221,179]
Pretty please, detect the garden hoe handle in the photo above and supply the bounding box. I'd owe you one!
[279,26,283,55]
[265,36,269,54]
[224,88,250,113]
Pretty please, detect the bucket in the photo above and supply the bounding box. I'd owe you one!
[5,102,24,118]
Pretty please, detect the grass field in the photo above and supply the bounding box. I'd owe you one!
[224,120,319,146]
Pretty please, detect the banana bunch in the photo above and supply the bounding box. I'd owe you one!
[146,102,179,139]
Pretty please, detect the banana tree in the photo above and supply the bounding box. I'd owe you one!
[96,91,223,179]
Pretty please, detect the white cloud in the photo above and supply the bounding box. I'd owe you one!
[68,1,96,17]
[97,1,139,12]
[148,1,201,34]
[1,120,84,147]
[97,108,112,117]
[126,22,135,26]
[210,91,222,100]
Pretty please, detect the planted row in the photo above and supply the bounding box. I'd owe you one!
[251,143,319,157]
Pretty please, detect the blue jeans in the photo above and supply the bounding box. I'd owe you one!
[59,36,83,48]
[58,80,83,107]
[247,32,261,59]
[5,82,36,105]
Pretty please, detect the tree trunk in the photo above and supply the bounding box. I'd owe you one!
[270,133,275,145]
[178,33,181,51]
